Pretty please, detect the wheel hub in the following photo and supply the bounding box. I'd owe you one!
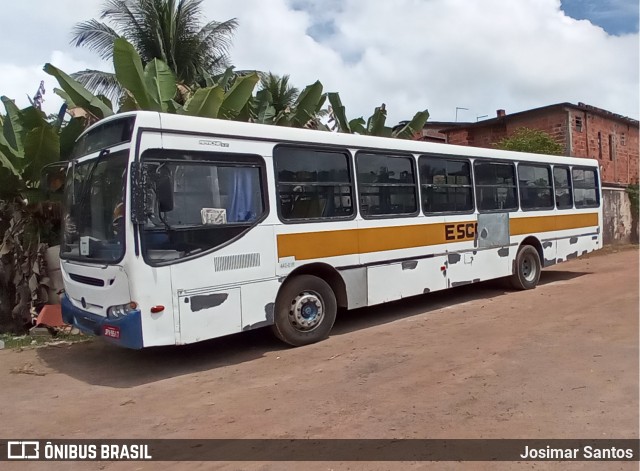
[521,253,537,281]
[289,292,324,331]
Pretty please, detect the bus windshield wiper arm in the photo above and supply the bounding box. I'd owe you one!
[76,148,110,233]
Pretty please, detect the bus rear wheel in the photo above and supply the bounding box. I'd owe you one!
[272,275,337,347]
[510,245,541,290]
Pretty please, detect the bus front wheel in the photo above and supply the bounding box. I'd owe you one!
[272,275,337,347]
[510,245,541,290]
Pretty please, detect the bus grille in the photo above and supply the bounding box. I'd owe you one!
[69,273,105,287]
[214,253,260,272]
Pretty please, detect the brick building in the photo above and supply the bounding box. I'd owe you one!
[437,103,639,185]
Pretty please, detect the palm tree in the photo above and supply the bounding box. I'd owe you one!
[258,72,299,115]
[70,0,237,100]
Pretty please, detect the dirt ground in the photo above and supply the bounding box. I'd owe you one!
[1,247,638,471]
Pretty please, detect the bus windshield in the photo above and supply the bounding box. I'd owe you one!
[61,151,129,263]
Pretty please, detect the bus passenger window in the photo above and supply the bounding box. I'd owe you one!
[474,161,518,211]
[420,156,473,214]
[518,164,553,210]
[572,168,599,207]
[274,146,354,221]
[356,152,417,217]
[553,166,573,209]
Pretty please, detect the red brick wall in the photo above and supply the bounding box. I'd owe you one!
[442,107,639,185]
[446,129,472,146]
[505,110,569,150]
[446,110,568,152]
[569,110,639,185]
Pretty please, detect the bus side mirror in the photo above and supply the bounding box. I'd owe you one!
[156,167,174,213]
[40,162,68,199]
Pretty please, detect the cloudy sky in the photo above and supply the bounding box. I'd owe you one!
[0,0,637,125]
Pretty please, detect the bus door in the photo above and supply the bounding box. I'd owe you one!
[156,132,275,344]
[473,212,511,280]
[444,213,510,286]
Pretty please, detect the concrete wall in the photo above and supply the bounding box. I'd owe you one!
[602,187,637,244]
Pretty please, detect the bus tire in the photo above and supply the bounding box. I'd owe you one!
[272,275,337,347]
[510,245,541,290]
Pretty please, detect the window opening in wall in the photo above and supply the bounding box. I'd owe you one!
[597,132,602,159]
[575,116,583,132]
[609,135,615,161]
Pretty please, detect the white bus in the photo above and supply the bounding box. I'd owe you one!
[59,111,602,349]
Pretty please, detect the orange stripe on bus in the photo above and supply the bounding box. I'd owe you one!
[277,212,598,260]
[509,213,599,236]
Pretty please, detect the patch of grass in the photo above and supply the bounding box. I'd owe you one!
[0,332,92,349]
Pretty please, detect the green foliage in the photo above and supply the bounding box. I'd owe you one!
[0,98,82,197]
[627,183,639,215]
[218,72,260,120]
[71,0,238,97]
[393,110,431,139]
[44,64,114,120]
[367,104,390,137]
[259,73,299,116]
[48,36,432,140]
[0,96,83,334]
[182,86,225,118]
[496,127,564,155]
[0,199,62,334]
[113,38,177,112]
[328,93,429,139]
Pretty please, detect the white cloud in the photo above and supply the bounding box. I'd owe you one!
[205,0,639,122]
[0,51,109,116]
[0,0,637,125]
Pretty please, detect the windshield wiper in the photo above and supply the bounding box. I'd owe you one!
[76,148,110,234]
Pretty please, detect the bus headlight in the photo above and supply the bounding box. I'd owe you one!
[107,302,138,319]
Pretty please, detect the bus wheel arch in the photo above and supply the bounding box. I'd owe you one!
[272,271,338,346]
[283,263,348,309]
[511,236,543,290]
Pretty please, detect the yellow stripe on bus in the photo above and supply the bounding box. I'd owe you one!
[510,212,599,236]
[277,212,599,260]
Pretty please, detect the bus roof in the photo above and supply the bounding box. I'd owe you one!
[86,110,599,168]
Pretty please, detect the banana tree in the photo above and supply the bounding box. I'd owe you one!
[328,92,429,139]
[0,97,83,333]
[181,71,260,119]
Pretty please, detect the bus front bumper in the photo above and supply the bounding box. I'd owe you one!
[61,294,144,349]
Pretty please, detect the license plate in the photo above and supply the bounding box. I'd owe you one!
[103,326,120,339]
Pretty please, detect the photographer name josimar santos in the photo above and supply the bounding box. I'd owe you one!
[520,445,635,460]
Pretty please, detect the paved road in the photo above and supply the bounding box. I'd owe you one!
[1,247,638,470]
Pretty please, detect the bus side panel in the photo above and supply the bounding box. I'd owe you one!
[367,255,448,305]
[177,288,242,343]
[132,265,178,347]
[169,224,277,344]
[448,246,512,286]
[540,239,557,267]
[240,279,281,331]
[556,233,599,263]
